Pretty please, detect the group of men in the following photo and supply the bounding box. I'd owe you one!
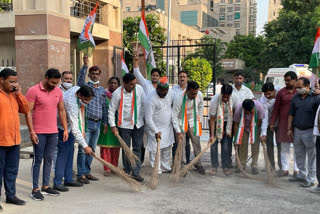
[1,54,320,211]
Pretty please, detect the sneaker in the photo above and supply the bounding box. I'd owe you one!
[64,180,83,187]
[86,174,99,181]
[310,186,320,193]
[131,175,144,182]
[77,176,90,184]
[300,181,314,188]
[30,190,44,201]
[252,167,259,175]
[54,184,69,192]
[41,187,60,196]
[6,196,26,205]
[195,165,206,175]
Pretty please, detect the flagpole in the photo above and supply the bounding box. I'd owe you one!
[166,0,172,77]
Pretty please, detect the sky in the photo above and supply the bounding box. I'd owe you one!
[256,0,269,35]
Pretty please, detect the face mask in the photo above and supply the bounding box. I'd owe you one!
[79,99,88,107]
[62,82,72,90]
[297,88,307,95]
[89,79,99,85]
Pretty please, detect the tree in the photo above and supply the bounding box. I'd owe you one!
[183,58,212,93]
[263,1,320,69]
[224,34,267,74]
[123,14,166,72]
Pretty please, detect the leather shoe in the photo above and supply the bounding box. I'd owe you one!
[195,165,206,175]
[252,167,259,175]
[6,196,26,205]
[54,184,69,192]
[64,180,83,187]
[300,181,314,187]
[132,175,144,182]
[77,176,90,184]
[86,174,99,181]
[288,177,305,182]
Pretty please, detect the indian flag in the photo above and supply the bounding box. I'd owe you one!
[77,2,99,57]
[309,28,320,68]
[121,52,129,76]
[138,12,156,79]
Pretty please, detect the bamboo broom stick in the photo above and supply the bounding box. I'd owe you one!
[149,138,161,190]
[115,132,139,167]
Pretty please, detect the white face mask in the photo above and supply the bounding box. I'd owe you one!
[297,88,307,95]
[62,82,73,90]
[89,79,99,85]
[79,99,88,107]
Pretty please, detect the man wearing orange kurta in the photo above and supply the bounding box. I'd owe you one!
[0,68,29,210]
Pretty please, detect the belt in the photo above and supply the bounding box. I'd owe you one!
[87,118,101,122]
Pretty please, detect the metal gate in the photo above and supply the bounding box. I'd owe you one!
[153,39,217,130]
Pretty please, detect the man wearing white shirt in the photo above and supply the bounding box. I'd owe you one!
[108,73,145,182]
[232,72,254,105]
[171,70,191,164]
[260,82,281,171]
[172,81,205,175]
[145,77,174,174]
[132,53,160,164]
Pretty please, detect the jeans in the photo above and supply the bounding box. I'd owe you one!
[0,145,20,198]
[32,133,58,189]
[77,120,101,177]
[210,132,232,169]
[54,129,75,185]
[118,126,144,176]
[266,128,282,170]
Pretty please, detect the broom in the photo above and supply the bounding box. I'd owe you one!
[92,153,142,192]
[177,138,216,178]
[170,138,183,182]
[235,145,260,180]
[115,132,139,167]
[149,137,161,190]
[261,140,276,184]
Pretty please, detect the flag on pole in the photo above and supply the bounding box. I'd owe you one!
[309,27,320,68]
[77,2,99,57]
[138,13,156,79]
[121,52,129,76]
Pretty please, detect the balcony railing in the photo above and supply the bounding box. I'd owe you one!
[0,0,13,12]
[70,0,103,23]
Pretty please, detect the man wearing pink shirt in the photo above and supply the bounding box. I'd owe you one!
[25,69,69,201]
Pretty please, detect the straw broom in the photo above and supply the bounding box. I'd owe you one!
[235,145,259,180]
[261,140,276,184]
[149,137,161,190]
[170,138,183,182]
[177,138,216,178]
[92,153,142,192]
[115,132,139,167]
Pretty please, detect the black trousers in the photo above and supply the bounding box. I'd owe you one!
[316,136,320,187]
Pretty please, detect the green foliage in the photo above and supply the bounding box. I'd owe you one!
[183,58,212,93]
[224,34,267,74]
[263,2,320,68]
[123,14,166,72]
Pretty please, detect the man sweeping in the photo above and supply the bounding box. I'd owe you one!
[145,77,174,174]
[172,81,205,175]
[233,99,265,174]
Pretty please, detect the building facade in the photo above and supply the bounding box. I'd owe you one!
[211,0,257,36]
[268,0,282,22]
[0,0,122,92]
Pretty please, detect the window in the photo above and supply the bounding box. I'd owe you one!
[273,11,276,16]
[180,11,198,26]
[235,6,240,11]
[227,7,233,12]
[220,23,225,27]
[219,13,225,20]
[227,15,233,21]
[227,23,233,27]
[221,0,226,3]
[157,0,165,11]
[274,0,276,4]
[228,0,233,3]
[249,15,253,22]
[236,0,241,2]
[210,0,214,11]
[234,22,240,28]
[234,12,240,20]
[125,7,130,12]
[236,29,240,35]
[220,7,225,12]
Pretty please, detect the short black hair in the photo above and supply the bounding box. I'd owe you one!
[62,71,73,77]
[123,73,136,83]
[284,71,297,80]
[262,82,275,92]
[178,70,188,77]
[187,81,199,90]
[0,68,17,80]
[89,66,101,74]
[234,71,244,78]
[76,85,95,97]
[242,99,255,112]
[217,78,224,84]
[298,77,310,86]
[109,76,120,85]
[45,68,61,79]
[151,68,161,76]
[221,84,233,95]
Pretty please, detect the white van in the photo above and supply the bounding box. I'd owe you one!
[264,64,318,89]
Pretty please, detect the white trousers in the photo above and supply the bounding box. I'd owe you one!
[280,142,298,171]
[149,146,172,174]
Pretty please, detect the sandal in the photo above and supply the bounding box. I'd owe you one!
[223,168,232,176]
[208,168,217,176]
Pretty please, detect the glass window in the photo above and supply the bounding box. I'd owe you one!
[220,7,225,12]
[236,0,241,2]
[227,7,233,12]
[227,15,233,21]
[227,23,233,27]
[228,0,233,3]
[157,0,165,11]
[180,11,198,26]
[221,0,225,3]
[234,12,240,20]
[125,7,130,12]
[219,13,225,20]
[220,23,225,27]
[234,22,240,28]
[235,6,240,11]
